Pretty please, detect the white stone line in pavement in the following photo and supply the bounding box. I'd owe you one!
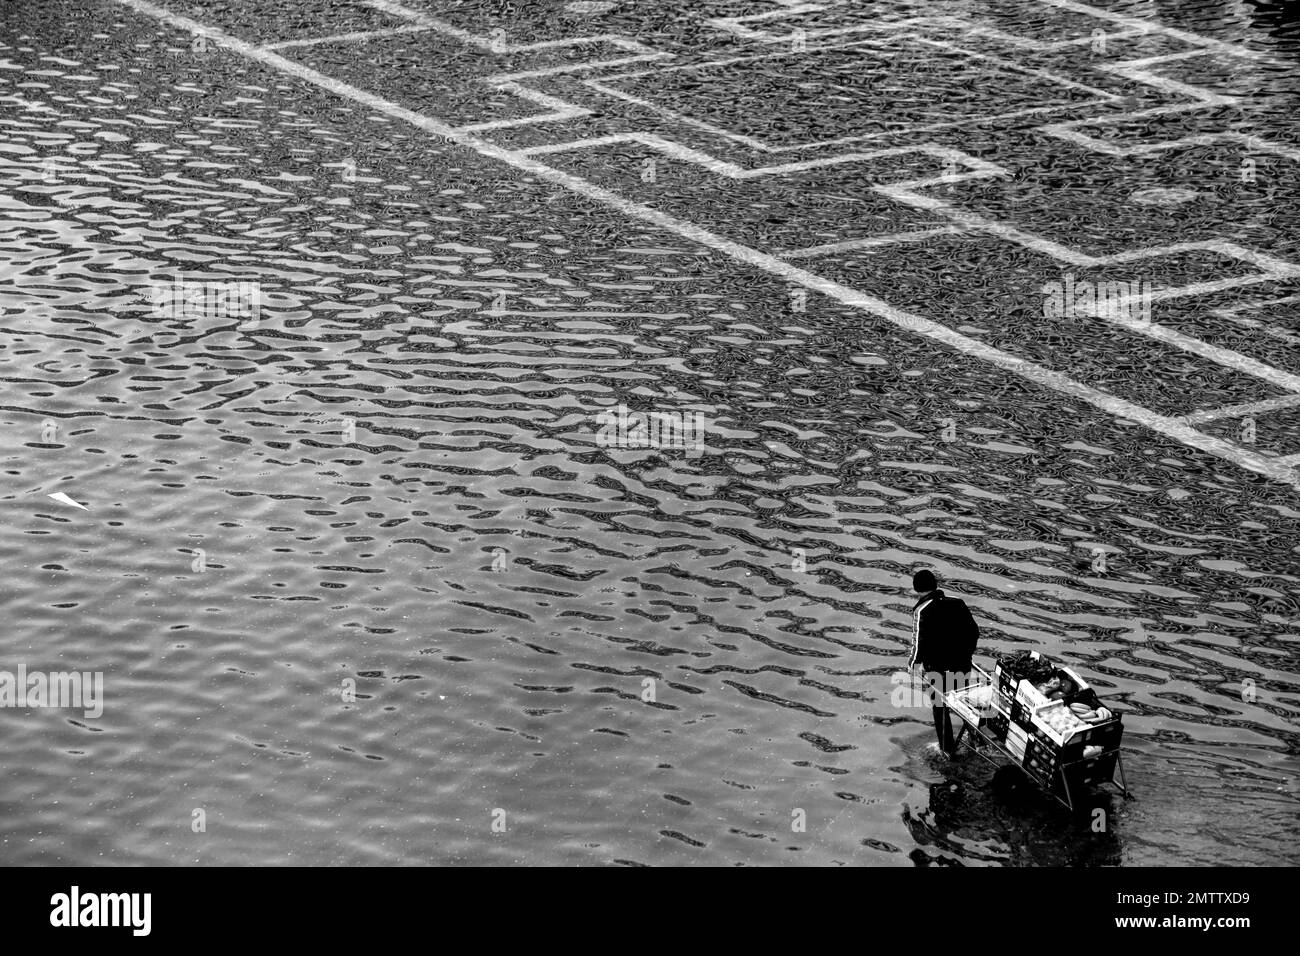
[349,0,1226,162]
[1213,294,1300,319]
[706,3,850,43]
[909,36,1119,101]
[1211,296,1300,348]
[586,76,1110,156]
[590,36,1113,154]
[103,0,1300,490]
[706,0,970,44]
[520,133,1006,188]
[1032,38,1300,161]
[1274,452,1300,466]
[482,55,671,84]
[1106,59,1239,108]
[260,25,431,51]
[1041,105,1300,162]
[713,0,1288,70]
[360,0,672,83]
[1039,0,1293,66]
[1182,393,1300,425]
[709,2,822,34]
[364,0,657,55]
[1110,242,1300,279]
[574,79,771,152]
[1116,49,1230,69]
[873,180,1279,277]
[705,1,1281,165]
[780,226,965,259]
[877,179,1300,278]
[874,182,1300,394]
[454,82,591,133]
[966,25,1152,50]
[711,15,959,45]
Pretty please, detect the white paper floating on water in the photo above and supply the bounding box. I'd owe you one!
[47,492,88,510]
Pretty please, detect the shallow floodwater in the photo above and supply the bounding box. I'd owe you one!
[1,0,1298,865]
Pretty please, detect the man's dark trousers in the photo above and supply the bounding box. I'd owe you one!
[932,701,956,754]
[927,673,958,754]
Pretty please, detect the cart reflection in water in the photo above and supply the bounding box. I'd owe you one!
[901,769,1124,866]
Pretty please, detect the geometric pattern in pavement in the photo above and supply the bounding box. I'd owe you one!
[114,0,1300,488]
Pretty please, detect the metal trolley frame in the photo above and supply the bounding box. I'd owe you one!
[947,664,1131,812]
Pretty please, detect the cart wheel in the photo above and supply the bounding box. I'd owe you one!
[992,765,1032,803]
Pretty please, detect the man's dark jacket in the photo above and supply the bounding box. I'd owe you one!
[914,590,979,675]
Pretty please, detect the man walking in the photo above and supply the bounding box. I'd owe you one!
[907,570,979,756]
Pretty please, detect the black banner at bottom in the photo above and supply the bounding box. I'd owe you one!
[0,865,1277,941]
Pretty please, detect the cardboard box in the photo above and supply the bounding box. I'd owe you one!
[1029,700,1090,746]
[1015,678,1049,710]
[994,652,1124,772]
[1058,664,1092,692]
[997,653,1092,703]
[1007,733,1027,762]
[1005,723,1029,762]
[1030,701,1124,748]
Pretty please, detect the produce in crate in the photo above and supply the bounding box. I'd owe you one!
[997,651,1111,714]
[998,650,1056,686]
[957,653,1129,811]
[1069,701,1112,723]
[1035,700,1088,736]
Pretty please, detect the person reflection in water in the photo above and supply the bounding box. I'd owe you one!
[907,570,979,757]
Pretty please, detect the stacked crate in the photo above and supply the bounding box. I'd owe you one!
[991,653,1123,795]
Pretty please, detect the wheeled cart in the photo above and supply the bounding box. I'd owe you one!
[945,664,1130,812]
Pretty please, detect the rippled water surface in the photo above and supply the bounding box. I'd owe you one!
[2,0,1299,865]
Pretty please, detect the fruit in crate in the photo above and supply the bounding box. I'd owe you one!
[1074,705,1112,723]
[1036,702,1087,735]
[1070,702,1101,721]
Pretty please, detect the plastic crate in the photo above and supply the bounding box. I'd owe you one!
[947,684,996,726]
[1022,753,1056,789]
[1069,750,1120,787]
[1025,735,1062,773]
[983,710,1009,742]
